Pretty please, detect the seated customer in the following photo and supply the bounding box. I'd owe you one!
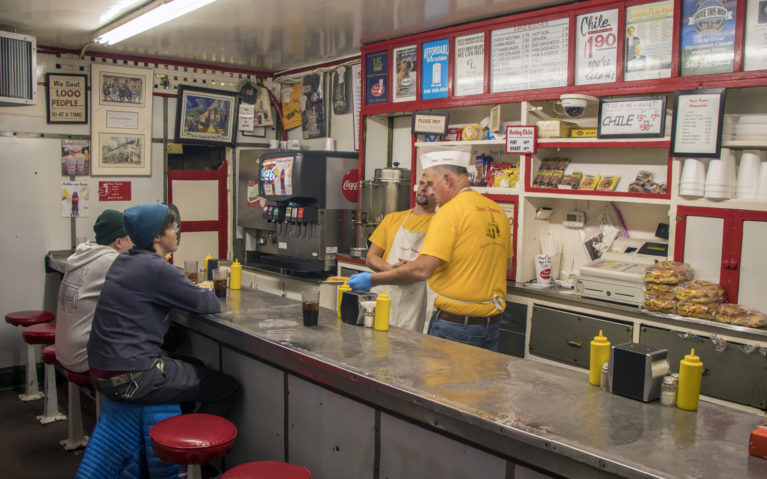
[56,209,134,373]
[88,203,241,417]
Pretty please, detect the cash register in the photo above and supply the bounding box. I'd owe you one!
[575,237,668,306]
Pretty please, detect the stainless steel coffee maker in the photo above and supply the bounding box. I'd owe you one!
[356,163,411,246]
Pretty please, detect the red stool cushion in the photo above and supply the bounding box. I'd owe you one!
[221,461,312,479]
[66,369,92,387]
[149,413,237,466]
[22,322,56,345]
[42,345,59,365]
[5,310,54,327]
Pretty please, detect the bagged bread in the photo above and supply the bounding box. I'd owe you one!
[677,300,717,320]
[645,283,675,299]
[674,280,725,303]
[644,294,676,314]
[713,303,767,328]
[644,261,693,284]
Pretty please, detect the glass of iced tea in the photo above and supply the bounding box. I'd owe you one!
[212,267,228,299]
[301,288,320,327]
[184,260,198,284]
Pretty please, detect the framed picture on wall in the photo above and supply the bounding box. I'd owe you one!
[46,73,88,124]
[91,64,153,176]
[175,85,238,146]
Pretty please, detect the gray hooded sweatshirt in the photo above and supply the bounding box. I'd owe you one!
[54,241,120,373]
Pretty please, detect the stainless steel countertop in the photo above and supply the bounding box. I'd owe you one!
[173,288,767,479]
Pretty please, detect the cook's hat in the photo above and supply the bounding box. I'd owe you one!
[420,150,470,170]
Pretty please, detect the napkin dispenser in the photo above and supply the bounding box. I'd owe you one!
[340,290,365,325]
[608,342,669,402]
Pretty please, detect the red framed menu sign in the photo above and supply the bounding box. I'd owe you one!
[506,125,537,154]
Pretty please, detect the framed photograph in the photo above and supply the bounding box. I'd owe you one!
[411,111,448,135]
[670,88,726,157]
[46,73,88,124]
[91,64,153,176]
[392,45,417,103]
[598,96,666,138]
[175,85,238,146]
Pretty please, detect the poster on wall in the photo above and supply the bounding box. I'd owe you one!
[46,73,87,124]
[680,0,736,76]
[281,82,303,130]
[575,9,618,85]
[392,45,417,102]
[670,88,726,157]
[61,139,89,176]
[61,181,89,217]
[454,32,484,96]
[261,157,294,196]
[98,181,131,201]
[301,73,325,139]
[490,18,569,93]
[422,39,449,100]
[743,0,767,70]
[624,0,674,81]
[365,51,388,105]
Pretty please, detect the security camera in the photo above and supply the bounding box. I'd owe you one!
[558,94,598,118]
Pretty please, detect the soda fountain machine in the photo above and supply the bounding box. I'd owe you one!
[237,150,358,274]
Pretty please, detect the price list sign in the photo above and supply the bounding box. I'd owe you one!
[575,9,618,85]
[670,89,726,157]
[506,126,537,154]
[490,18,569,93]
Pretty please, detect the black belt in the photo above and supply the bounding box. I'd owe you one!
[91,359,164,389]
[437,310,499,326]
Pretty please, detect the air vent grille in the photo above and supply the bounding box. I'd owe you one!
[0,31,36,106]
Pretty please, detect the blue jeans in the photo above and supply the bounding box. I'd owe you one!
[427,311,500,351]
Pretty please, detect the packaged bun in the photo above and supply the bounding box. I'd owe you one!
[677,300,717,320]
[673,280,725,303]
[644,261,693,284]
[713,303,767,328]
[645,283,675,299]
[644,294,676,314]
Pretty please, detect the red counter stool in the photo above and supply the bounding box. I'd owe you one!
[60,369,93,450]
[38,345,66,424]
[221,461,312,479]
[150,413,238,479]
[5,310,54,401]
[23,322,58,414]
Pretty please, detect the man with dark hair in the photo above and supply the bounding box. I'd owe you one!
[55,209,134,373]
[88,203,240,417]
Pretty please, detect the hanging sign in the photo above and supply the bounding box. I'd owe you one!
[598,96,667,138]
[46,73,88,124]
[670,89,726,157]
[506,126,537,154]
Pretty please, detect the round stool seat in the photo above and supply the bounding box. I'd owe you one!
[22,322,56,345]
[222,461,312,479]
[65,369,92,387]
[5,310,54,327]
[150,413,237,466]
[42,345,58,365]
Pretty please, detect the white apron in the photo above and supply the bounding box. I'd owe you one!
[371,211,428,332]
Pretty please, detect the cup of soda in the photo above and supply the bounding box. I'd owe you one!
[301,288,320,327]
[184,260,199,284]
[212,267,228,299]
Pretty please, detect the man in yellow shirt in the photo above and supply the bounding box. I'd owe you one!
[366,175,436,332]
[348,151,513,350]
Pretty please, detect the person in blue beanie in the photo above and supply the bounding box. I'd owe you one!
[88,203,241,418]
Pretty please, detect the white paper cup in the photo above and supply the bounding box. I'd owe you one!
[324,137,335,151]
[534,254,552,285]
[736,150,761,199]
[705,159,731,199]
[269,139,279,149]
[279,140,287,149]
[679,159,706,197]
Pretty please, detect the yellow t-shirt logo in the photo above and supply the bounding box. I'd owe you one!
[486,220,500,239]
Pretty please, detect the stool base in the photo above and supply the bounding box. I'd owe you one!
[37,362,66,424]
[60,381,89,450]
[20,343,42,401]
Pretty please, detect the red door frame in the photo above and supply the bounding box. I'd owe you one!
[167,160,229,260]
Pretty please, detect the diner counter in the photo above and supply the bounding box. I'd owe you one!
[172,288,767,479]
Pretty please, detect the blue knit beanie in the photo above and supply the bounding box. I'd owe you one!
[123,203,169,249]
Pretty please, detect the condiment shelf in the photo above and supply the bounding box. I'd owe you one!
[414,139,506,148]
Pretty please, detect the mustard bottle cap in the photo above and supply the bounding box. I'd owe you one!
[379,289,389,299]
[683,348,701,363]
[593,329,609,344]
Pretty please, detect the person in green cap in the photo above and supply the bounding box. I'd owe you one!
[55,209,134,374]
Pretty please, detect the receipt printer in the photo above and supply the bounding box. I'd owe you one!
[608,343,669,402]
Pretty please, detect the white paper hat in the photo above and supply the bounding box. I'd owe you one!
[420,150,471,170]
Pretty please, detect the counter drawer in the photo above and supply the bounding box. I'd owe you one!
[499,302,527,358]
[640,326,767,410]
[529,305,632,369]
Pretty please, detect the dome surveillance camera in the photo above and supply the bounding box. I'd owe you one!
[559,94,598,118]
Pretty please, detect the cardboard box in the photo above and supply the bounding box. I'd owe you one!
[570,128,598,138]
[536,120,576,138]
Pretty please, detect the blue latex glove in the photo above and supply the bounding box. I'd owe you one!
[347,272,373,291]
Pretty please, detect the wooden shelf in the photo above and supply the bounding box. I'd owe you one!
[537,137,671,149]
[525,189,670,204]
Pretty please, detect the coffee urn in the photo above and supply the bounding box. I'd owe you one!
[357,163,411,246]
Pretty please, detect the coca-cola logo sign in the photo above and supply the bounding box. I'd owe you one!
[341,169,359,202]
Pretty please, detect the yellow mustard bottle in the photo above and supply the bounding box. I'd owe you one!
[230,259,242,290]
[337,282,351,318]
[676,348,703,411]
[374,290,390,331]
[203,252,213,279]
[589,330,611,386]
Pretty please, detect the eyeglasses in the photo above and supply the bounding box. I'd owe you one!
[168,223,180,231]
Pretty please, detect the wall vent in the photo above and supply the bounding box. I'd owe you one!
[0,31,36,106]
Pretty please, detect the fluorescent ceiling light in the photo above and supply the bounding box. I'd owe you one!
[95,0,216,45]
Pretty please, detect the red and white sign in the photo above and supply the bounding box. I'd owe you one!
[341,169,359,202]
[506,125,537,154]
[98,181,131,201]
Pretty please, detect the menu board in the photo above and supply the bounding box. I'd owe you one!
[624,1,674,81]
[365,51,388,105]
[670,89,726,157]
[422,39,450,100]
[743,0,767,71]
[575,9,618,85]
[680,0,736,76]
[454,32,485,96]
[490,18,569,93]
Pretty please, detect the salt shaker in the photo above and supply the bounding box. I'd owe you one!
[600,362,610,392]
[660,374,677,406]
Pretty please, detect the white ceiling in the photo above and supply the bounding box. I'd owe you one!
[0,0,580,74]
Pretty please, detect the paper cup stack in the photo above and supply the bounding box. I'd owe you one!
[679,158,706,197]
[735,150,761,200]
